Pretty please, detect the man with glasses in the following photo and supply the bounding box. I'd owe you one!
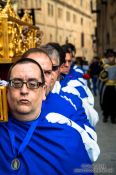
[40,43,65,91]
[22,47,53,95]
[0,58,95,175]
[6,58,46,121]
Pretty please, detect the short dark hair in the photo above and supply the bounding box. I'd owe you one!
[105,49,115,58]
[62,44,71,54]
[62,43,76,57]
[7,58,45,84]
[67,43,76,54]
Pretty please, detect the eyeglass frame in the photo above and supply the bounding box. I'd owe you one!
[8,79,45,89]
[52,65,59,71]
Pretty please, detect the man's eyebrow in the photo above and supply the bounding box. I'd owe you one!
[10,78,40,81]
[10,78,22,80]
[43,70,52,72]
[27,78,40,81]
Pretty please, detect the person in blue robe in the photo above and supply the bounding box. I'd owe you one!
[0,57,94,175]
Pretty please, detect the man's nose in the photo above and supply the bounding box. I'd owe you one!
[51,71,55,80]
[65,61,70,67]
[20,84,29,94]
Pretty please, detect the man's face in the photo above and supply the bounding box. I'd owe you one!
[60,52,72,75]
[7,62,45,121]
[108,56,115,64]
[26,53,53,95]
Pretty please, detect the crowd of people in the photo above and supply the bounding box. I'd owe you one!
[98,49,116,123]
[71,49,116,124]
[0,42,115,174]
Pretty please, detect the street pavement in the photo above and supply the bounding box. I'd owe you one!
[94,95,116,175]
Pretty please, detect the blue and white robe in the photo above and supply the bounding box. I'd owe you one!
[42,92,100,162]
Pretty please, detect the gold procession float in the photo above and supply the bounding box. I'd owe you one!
[0,0,43,121]
[0,86,8,121]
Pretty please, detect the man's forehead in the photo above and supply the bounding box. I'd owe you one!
[28,53,52,65]
[27,52,49,60]
[11,63,41,75]
[65,53,72,60]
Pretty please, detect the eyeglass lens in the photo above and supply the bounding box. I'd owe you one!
[9,79,43,89]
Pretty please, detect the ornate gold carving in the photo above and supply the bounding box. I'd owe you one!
[0,86,8,122]
[0,0,42,63]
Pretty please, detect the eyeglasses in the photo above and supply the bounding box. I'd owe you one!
[52,65,59,71]
[8,79,44,89]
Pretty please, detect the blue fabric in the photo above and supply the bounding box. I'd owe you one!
[60,70,86,89]
[60,67,83,86]
[42,92,76,118]
[43,93,88,129]
[43,92,94,132]
[60,70,89,101]
[0,114,94,175]
[70,68,84,79]
[75,86,88,98]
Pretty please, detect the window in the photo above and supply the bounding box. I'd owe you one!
[35,0,41,8]
[49,34,53,42]
[66,11,70,21]
[58,7,62,19]
[23,0,28,7]
[81,32,84,47]
[81,18,83,25]
[48,3,54,17]
[106,32,110,45]
[80,0,83,6]
[73,14,76,23]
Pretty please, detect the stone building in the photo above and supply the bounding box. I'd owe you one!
[10,0,96,60]
[96,0,116,56]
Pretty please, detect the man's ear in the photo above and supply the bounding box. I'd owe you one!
[42,85,47,100]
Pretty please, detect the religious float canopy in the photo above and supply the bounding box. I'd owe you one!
[0,0,43,63]
[0,0,43,122]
